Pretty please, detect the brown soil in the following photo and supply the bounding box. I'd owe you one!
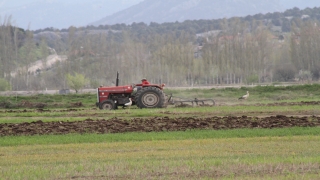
[1,100,320,136]
[1,115,319,136]
[0,101,84,109]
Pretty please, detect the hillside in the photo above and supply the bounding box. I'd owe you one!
[91,0,280,26]
[91,0,320,26]
[2,0,320,30]
[280,0,320,10]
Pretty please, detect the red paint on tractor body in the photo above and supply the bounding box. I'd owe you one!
[97,85,134,103]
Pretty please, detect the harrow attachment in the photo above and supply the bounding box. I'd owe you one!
[166,94,215,107]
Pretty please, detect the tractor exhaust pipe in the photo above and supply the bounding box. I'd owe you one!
[116,71,119,86]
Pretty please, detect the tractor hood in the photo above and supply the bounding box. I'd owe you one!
[98,85,133,94]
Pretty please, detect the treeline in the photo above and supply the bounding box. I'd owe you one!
[0,16,50,91]
[1,7,320,91]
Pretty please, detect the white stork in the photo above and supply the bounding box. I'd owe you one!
[239,91,249,100]
[124,98,132,107]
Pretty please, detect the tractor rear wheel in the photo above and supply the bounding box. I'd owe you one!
[100,100,115,110]
[135,87,166,108]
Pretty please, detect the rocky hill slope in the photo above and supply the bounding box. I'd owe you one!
[91,0,320,26]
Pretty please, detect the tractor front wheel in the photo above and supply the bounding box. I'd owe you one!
[135,87,166,108]
[100,100,115,110]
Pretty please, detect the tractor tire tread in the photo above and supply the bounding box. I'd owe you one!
[135,86,166,108]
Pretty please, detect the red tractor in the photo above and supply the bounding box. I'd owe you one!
[96,72,167,110]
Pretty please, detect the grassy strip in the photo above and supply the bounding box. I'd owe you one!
[165,84,320,99]
[1,127,319,147]
[1,136,320,179]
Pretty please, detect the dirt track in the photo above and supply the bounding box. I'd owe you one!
[1,115,320,136]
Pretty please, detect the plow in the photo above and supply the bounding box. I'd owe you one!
[167,94,215,107]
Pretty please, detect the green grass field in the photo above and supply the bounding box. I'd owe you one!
[1,84,320,179]
[1,132,320,179]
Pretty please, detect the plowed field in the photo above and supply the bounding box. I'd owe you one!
[1,115,320,136]
[2,100,320,136]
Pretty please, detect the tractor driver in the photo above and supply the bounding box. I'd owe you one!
[141,78,150,85]
[134,78,150,92]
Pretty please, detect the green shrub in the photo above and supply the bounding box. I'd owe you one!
[0,99,15,108]
[246,74,259,84]
[0,78,11,91]
[273,63,297,82]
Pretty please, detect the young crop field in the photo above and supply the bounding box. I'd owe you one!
[1,84,320,179]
